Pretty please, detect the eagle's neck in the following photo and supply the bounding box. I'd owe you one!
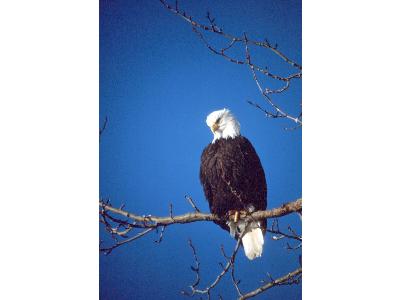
[212,121,240,143]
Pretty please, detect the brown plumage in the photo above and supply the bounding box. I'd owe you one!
[200,135,267,234]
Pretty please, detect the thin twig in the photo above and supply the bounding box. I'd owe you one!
[239,268,302,300]
[185,195,201,212]
[99,116,108,137]
[100,227,155,255]
[267,218,302,241]
[155,226,166,243]
[231,255,243,297]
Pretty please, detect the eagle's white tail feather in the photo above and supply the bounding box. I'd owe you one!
[242,226,264,260]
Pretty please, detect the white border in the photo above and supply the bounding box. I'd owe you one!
[304,0,400,299]
[0,1,98,299]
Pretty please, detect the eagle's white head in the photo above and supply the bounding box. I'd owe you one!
[206,108,240,143]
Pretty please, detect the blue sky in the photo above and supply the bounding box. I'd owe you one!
[100,0,301,299]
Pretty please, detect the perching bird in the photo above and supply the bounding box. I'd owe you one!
[200,108,267,260]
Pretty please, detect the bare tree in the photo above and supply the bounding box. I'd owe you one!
[100,1,302,299]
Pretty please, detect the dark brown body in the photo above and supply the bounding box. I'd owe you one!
[200,136,267,232]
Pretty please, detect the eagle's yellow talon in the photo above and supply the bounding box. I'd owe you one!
[234,211,239,223]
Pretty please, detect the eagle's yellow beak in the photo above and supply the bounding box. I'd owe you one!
[211,123,219,133]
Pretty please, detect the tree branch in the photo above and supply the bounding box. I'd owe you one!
[183,230,247,299]
[99,227,155,255]
[244,34,302,125]
[239,267,302,299]
[160,0,302,126]
[268,218,302,242]
[99,198,302,228]
[159,0,301,70]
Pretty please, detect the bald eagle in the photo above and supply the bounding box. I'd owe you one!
[200,109,267,260]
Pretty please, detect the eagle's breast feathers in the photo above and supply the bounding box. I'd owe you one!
[200,136,267,232]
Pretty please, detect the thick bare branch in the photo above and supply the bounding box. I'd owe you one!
[99,198,302,228]
[100,198,302,270]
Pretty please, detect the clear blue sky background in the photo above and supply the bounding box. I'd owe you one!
[100,0,301,299]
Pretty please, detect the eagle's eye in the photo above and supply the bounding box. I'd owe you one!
[216,117,221,123]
